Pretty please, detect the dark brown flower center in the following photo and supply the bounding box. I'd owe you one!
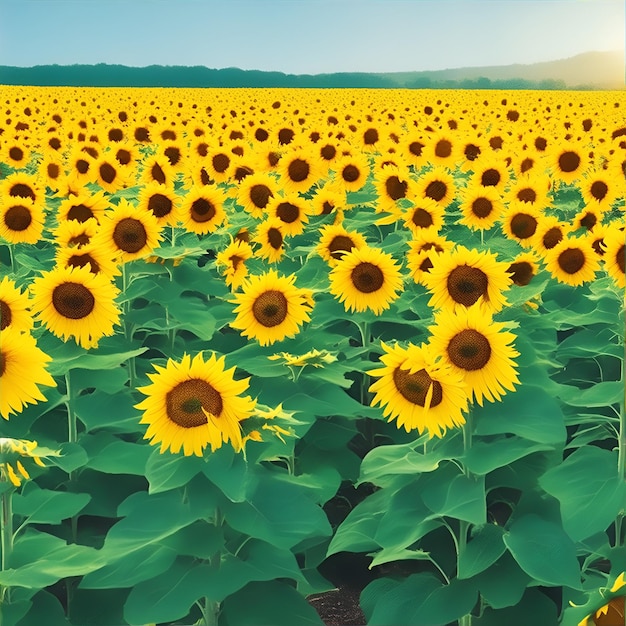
[191,198,216,223]
[557,248,585,274]
[68,233,91,247]
[4,205,32,231]
[250,184,272,209]
[364,129,378,145]
[267,227,283,250]
[52,282,95,319]
[320,145,336,161]
[47,163,60,179]
[558,150,580,173]
[212,153,230,173]
[579,212,597,231]
[252,290,288,327]
[385,176,407,200]
[616,244,625,274]
[342,165,360,183]
[472,197,493,218]
[99,162,117,184]
[76,159,90,174]
[9,147,24,162]
[148,193,173,218]
[164,146,181,166]
[542,226,563,250]
[351,262,384,293]
[425,180,447,202]
[411,208,434,228]
[166,378,223,428]
[409,141,424,157]
[67,203,94,223]
[67,253,100,274]
[116,149,132,166]
[447,265,488,306]
[589,180,608,201]
[508,261,534,286]
[288,158,310,183]
[276,202,299,224]
[517,188,537,203]
[113,217,147,253]
[481,169,501,187]
[151,162,166,185]
[328,235,355,259]
[435,139,452,158]
[510,213,538,239]
[9,183,35,200]
[448,329,492,370]
[393,366,443,407]
[0,300,12,330]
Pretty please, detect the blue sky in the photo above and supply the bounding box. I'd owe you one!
[0,0,623,74]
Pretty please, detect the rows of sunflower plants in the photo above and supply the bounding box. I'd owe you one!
[0,85,624,626]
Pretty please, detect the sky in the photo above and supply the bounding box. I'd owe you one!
[0,0,623,74]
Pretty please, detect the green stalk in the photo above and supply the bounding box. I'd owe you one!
[615,297,626,547]
[458,411,474,626]
[1,488,13,605]
[64,371,79,544]
[122,263,137,389]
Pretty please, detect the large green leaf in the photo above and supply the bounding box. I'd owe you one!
[144,447,205,494]
[13,485,90,527]
[223,473,332,550]
[475,588,559,626]
[458,524,507,579]
[463,437,554,476]
[503,514,582,589]
[82,432,151,475]
[539,446,626,541]
[0,530,104,588]
[421,462,486,525]
[221,581,325,626]
[474,384,566,445]
[561,380,624,408]
[474,551,530,609]
[202,444,252,502]
[361,573,477,626]
[74,388,141,432]
[15,590,70,626]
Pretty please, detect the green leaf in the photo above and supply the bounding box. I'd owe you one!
[0,530,104,588]
[327,488,388,556]
[46,442,88,473]
[563,381,623,408]
[144,446,204,494]
[74,388,141,432]
[503,514,582,589]
[13,485,90,526]
[202,444,251,502]
[539,446,626,541]
[224,473,332,550]
[368,546,431,569]
[221,581,325,626]
[475,588,559,626]
[474,551,531,609]
[474,384,566,445]
[79,544,178,590]
[16,590,70,626]
[70,365,128,394]
[463,437,554,476]
[82,433,151,475]
[362,573,477,626]
[421,462,486,525]
[458,524,507,579]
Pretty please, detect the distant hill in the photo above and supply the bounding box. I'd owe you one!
[0,51,623,89]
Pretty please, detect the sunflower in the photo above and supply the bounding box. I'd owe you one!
[30,264,121,349]
[56,190,109,225]
[332,152,371,193]
[501,202,541,248]
[215,238,254,290]
[253,218,286,263]
[573,205,607,233]
[428,306,520,406]
[0,327,56,420]
[401,197,445,237]
[316,223,368,265]
[39,153,66,192]
[470,156,510,192]
[278,145,322,193]
[1,140,30,169]
[268,192,310,237]
[425,130,460,168]
[329,245,403,315]
[406,232,454,285]
[0,438,48,487]
[373,164,412,214]
[457,183,504,231]
[135,352,256,456]
[506,251,541,287]
[367,341,468,438]
[311,182,346,218]
[236,172,279,219]
[424,246,512,314]
[600,224,625,288]
[579,170,619,210]
[179,186,227,235]
[94,155,132,193]
[400,131,429,169]
[548,140,589,185]
[414,166,456,208]
[112,141,140,171]
[534,215,568,255]
[230,270,314,346]
[505,172,552,209]
[0,196,46,245]
[140,154,176,188]
[544,236,600,287]
[65,145,97,186]
[0,276,33,333]
[94,199,163,263]
[205,148,234,183]
[55,242,120,278]
[137,182,179,227]
[1,172,41,204]
[158,140,187,172]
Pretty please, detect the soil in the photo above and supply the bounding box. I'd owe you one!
[307,586,366,626]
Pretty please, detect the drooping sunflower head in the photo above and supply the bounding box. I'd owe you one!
[329,245,403,315]
[406,232,454,285]
[230,270,314,346]
[1,172,42,204]
[506,251,541,287]
[0,275,33,333]
[316,223,368,266]
[311,182,346,218]
[135,352,256,456]
[253,217,287,264]
[424,246,512,314]
[215,238,254,290]
[0,437,50,486]
[367,341,468,438]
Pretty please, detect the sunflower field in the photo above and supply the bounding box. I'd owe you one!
[0,85,624,626]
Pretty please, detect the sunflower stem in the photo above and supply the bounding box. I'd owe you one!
[462,411,473,477]
[457,520,472,626]
[356,321,371,405]
[616,295,626,547]
[122,262,137,389]
[64,371,80,545]
[1,487,13,604]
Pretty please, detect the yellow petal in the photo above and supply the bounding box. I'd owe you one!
[610,571,626,593]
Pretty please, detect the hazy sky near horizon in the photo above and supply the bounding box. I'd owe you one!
[0,0,623,74]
